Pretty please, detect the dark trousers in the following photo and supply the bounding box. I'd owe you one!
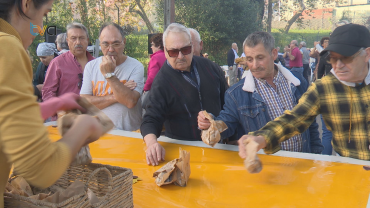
[303,64,310,82]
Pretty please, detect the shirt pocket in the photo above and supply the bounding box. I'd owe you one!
[240,108,260,133]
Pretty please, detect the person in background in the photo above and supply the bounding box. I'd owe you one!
[55,33,69,54]
[142,33,166,109]
[203,53,209,58]
[0,1,104,207]
[283,45,291,69]
[188,28,204,57]
[227,43,239,86]
[33,42,58,101]
[300,41,311,82]
[286,40,303,76]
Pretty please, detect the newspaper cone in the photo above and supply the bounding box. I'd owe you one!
[153,148,190,187]
[201,110,228,147]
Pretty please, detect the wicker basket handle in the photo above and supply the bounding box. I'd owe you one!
[85,167,113,203]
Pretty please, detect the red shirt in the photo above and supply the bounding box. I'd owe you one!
[42,51,94,101]
[289,47,303,67]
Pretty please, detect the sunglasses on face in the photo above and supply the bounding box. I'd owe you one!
[78,73,83,89]
[326,48,364,65]
[166,45,192,57]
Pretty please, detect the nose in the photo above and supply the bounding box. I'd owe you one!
[250,59,258,69]
[335,59,345,68]
[108,45,115,52]
[177,51,185,59]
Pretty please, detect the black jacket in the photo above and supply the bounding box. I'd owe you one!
[317,51,332,79]
[141,56,229,141]
[227,49,235,67]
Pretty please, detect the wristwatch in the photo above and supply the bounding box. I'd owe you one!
[105,72,115,79]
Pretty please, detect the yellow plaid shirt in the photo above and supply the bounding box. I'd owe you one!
[250,73,370,160]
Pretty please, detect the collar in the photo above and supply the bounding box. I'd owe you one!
[330,61,370,87]
[0,18,22,43]
[166,59,194,73]
[242,63,301,92]
[66,50,95,61]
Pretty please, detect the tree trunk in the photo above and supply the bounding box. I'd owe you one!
[134,0,155,33]
[266,0,272,33]
[254,0,265,25]
[284,0,306,34]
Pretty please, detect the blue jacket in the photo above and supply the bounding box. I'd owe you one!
[217,64,323,154]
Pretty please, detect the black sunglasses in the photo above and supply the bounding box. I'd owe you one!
[78,73,83,89]
[166,45,192,57]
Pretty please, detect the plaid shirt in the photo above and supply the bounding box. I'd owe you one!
[251,73,370,160]
[255,71,303,152]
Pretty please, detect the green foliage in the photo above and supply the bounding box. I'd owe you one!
[272,29,331,49]
[124,34,150,75]
[155,0,262,65]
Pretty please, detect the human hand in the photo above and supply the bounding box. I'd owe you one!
[229,66,233,70]
[58,93,85,112]
[238,135,266,159]
[124,80,137,90]
[314,41,319,47]
[197,111,211,130]
[36,84,43,92]
[100,55,116,75]
[144,134,165,166]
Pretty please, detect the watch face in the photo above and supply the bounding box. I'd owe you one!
[105,73,112,78]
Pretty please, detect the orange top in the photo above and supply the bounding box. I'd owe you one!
[47,126,370,208]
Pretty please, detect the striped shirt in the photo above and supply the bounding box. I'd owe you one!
[255,70,303,152]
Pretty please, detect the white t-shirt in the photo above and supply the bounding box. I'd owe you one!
[80,56,144,131]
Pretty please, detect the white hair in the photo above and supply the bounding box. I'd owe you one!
[163,23,191,47]
[300,41,306,47]
[188,28,201,43]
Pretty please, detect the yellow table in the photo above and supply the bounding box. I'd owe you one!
[47,126,370,208]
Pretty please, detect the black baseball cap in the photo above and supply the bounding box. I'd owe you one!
[321,24,370,56]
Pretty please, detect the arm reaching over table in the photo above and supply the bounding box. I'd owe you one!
[238,135,266,173]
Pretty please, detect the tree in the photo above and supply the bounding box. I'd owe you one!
[155,0,262,64]
[279,0,340,34]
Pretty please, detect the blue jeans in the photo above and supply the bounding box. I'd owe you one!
[290,67,304,76]
[321,115,333,155]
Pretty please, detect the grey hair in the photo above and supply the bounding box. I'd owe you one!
[99,22,125,39]
[232,42,237,47]
[188,28,201,43]
[243,31,275,54]
[163,23,191,48]
[66,22,89,39]
[56,33,68,50]
[292,40,298,46]
[300,41,306,47]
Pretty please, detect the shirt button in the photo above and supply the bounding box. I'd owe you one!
[262,108,265,112]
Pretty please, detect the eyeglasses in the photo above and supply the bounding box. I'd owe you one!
[78,73,83,89]
[101,42,123,49]
[326,48,364,65]
[165,45,192,57]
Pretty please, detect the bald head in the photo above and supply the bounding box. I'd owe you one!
[188,28,203,56]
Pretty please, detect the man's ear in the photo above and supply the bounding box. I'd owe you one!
[271,48,278,60]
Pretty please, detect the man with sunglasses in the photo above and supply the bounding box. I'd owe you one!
[238,24,370,162]
[141,23,228,166]
[80,22,144,131]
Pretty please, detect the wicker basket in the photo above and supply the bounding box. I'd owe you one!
[4,163,133,208]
